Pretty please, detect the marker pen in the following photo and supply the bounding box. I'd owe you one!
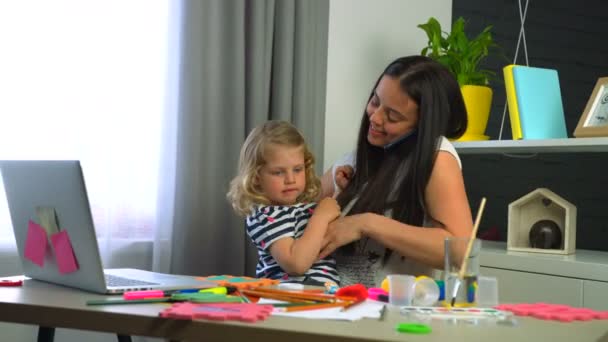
[124,290,169,300]
[123,287,232,300]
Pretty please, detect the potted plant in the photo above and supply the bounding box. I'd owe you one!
[418,17,500,141]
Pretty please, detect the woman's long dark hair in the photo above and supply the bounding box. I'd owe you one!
[337,56,467,235]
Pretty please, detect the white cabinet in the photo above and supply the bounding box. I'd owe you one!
[456,140,608,309]
[583,280,608,310]
[480,266,583,306]
[480,241,608,309]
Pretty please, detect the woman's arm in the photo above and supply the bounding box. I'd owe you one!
[320,151,473,269]
[269,198,340,274]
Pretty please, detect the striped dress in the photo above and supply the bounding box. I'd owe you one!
[245,203,339,284]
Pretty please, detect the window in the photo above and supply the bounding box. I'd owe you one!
[0,1,171,246]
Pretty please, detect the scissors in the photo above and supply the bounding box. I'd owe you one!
[0,279,23,287]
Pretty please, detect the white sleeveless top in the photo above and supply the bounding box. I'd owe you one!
[330,137,461,287]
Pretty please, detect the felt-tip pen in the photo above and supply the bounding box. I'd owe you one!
[123,287,230,300]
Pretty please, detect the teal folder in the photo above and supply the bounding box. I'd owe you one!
[512,66,568,139]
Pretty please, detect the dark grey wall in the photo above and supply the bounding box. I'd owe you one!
[461,153,608,251]
[453,1,608,251]
[454,0,608,136]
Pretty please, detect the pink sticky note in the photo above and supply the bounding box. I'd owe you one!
[50,230,79,274]
[24,220,48,267]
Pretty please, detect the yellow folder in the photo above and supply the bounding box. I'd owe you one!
[503,65,522,140]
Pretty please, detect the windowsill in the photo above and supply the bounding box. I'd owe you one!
[0,240,21,277]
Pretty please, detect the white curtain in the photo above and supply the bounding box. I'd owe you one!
[0,0,329,281]
[0,0,174,271]
[167,0,329,277]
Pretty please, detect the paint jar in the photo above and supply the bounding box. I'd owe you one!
[387,274,416,306]
[476,276,499,307]
[387,275,440,307]
[444,237,482,306]
[412,276,440,306]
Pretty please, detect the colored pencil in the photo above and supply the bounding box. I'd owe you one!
[251,287,356,303]
[283,301,349,312]
[241,290,316,303]
[378,304,387,321]
[246,288,336,303]
[341,299,364,311]
[234,289,251,303]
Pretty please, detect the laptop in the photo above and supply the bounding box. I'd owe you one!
[0,160,216,294]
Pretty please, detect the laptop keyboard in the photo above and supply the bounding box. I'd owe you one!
[105,274,159,287]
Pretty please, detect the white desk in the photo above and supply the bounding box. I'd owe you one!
[0,278,607,342]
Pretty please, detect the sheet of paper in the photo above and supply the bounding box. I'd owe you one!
[50,230,79,274]
[24,220,48,267]
[261,299,384,321]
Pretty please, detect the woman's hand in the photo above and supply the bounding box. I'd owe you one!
[334,165,354,193]
[319,214,366,259]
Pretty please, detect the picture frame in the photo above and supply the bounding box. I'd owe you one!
[574,77,608,137]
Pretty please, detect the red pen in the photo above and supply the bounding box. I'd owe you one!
[0,279,23,287]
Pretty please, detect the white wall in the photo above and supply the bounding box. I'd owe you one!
[0,3,453,340]
[323,0,452,170]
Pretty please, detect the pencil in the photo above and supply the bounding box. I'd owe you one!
[252,287,335,298]
[241,290,316,303]
[341,299,364,311]
[379,304,387,321]
[247,288,340,303]
[283,302,349,312]
[233,289,250,303]
[253,287,359,302]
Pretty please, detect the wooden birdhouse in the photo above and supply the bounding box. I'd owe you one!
[508,188,576,255]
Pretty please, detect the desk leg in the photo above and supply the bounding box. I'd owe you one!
[37,326,55,342]
[36,327,131,342]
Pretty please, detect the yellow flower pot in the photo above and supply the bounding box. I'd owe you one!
[457,85,493,141]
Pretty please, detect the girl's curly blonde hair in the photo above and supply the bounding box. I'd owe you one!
[227,120,321,216]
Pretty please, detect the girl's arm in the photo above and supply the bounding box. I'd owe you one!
[320,151,473,269]
[269,198,340,275]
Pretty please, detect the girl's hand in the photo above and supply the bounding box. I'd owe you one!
[334,165,354,192]
[319,214,365,259]
[314,197,341,222]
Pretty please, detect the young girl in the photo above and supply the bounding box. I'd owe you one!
[227,120,340,285]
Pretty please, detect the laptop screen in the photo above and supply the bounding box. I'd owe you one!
[0,160,109,293]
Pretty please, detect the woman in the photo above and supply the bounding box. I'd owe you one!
[319,55,474,287]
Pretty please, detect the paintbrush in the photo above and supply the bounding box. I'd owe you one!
[450,197,486,307]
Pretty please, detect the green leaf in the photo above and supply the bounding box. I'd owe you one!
[417,16,500,86]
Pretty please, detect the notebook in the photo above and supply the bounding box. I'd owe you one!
[0,160,216,294]
[511,66,568,139]
[503,64,523,140]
